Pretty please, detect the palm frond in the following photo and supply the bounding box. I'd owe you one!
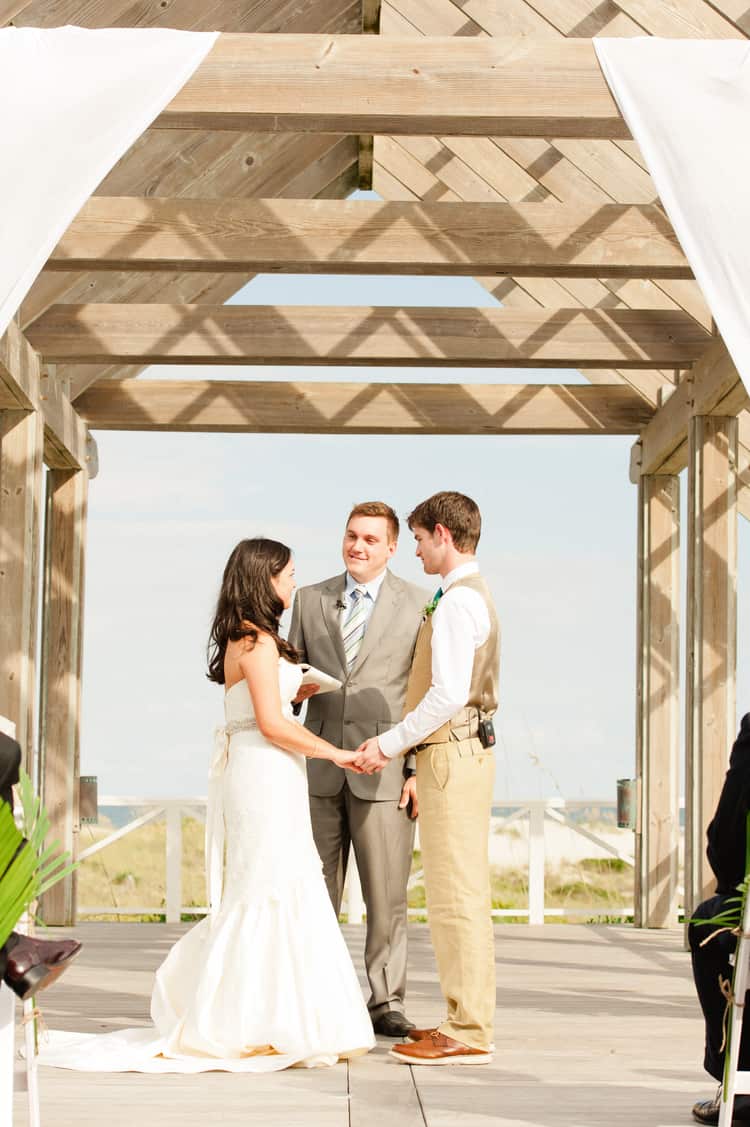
[0,770,78,948]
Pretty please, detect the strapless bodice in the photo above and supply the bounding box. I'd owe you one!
[224,658,303,723]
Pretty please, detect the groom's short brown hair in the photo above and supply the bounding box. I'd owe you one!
[407,491,481,552]
[347,501,400,543]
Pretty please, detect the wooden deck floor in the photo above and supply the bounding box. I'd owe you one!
[12,922,707,1127]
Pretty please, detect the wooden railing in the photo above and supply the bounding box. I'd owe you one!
[77,796,637,925]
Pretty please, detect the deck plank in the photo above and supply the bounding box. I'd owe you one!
[11,923,704,1127]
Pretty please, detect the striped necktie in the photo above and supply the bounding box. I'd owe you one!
[341,586,369,669]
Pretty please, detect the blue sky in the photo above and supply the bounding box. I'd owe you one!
[79,263,750,802]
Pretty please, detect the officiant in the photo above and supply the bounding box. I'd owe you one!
[289,501,427,1038]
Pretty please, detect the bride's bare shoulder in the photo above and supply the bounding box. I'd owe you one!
[230,624,274,660]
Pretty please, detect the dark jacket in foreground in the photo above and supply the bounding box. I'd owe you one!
[706,712,750,894]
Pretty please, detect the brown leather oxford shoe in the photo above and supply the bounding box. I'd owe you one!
[390,1031,492,1066]
[407,1026,438,1042]
[4,933,82,1001]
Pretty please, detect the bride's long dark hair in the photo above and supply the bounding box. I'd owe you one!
[207,537,299,684]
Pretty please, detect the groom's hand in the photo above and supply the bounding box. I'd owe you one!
[354,737,388,775]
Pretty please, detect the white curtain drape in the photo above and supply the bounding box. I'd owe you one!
[594,38,750,389]
[0,26,218,338]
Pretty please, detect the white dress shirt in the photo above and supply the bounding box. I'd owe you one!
[378,561,490,759]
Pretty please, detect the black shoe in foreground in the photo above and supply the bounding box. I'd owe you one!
[693,1087,750,1125]
[372,1011,416,1038]
[3,933,82,1001]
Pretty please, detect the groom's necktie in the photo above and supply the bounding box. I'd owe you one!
[342,586,369,669]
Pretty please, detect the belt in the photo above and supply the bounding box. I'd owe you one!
[414,708,487,751]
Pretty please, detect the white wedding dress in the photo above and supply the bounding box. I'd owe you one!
[38,658,374,1072]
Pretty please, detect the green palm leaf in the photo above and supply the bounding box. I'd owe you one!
[0,769,77,949]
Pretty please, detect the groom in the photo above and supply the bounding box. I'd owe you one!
[289,501,428,1037]
[355,491,499,1065]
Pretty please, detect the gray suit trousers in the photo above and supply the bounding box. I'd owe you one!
[310,784,416,1018]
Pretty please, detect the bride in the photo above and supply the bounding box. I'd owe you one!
[39,537,375,1072]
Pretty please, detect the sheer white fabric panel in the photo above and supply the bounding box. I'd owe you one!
[594,38,750,388]
[0,26,218,337]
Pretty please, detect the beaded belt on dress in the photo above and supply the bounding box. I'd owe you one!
[206,718,258,923]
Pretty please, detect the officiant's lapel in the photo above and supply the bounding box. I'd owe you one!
[320,575,348,672]
[349,570,401,676]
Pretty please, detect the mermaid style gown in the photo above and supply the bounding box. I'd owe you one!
[39,659,374,1072]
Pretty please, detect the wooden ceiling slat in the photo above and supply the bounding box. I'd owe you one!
[27,304,711,368]
[151,35,629,138]
[615,0,741,36]
[74,378,655,434]
[47,198,690,279]
[514,0,646,35]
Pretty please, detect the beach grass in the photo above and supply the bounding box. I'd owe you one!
[76,816,635,923]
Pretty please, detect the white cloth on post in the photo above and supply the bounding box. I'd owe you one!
[0,26,218,337]
[593,38,750,391]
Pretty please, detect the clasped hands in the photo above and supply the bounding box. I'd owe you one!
[348,736,388,775]
[334,741,417,817]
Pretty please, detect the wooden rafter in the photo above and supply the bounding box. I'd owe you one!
[637,338,748,476]
[74,380,654,435]
[154,35,627,138]
[0,0,35,23]
[0,323,96,473]
[27,305,710,369]
[48,198,690,279]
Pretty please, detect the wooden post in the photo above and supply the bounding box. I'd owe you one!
[165,804,183,925]
[635,475,680,927]
[39,467,88,925]
[0,409,44,774]
[685,415,738,920]
[527,803,546,926]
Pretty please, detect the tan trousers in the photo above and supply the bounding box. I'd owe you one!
[416,738,495,1050]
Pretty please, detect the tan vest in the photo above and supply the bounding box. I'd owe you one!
[403,573,500,745]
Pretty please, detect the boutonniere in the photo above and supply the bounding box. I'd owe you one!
[422,596,440,619]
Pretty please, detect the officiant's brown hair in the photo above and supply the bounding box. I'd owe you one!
[347,501,399,543]
[207,537,299,684]
[407,492,481,552]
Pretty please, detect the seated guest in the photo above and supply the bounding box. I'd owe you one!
[690,714,750,1124]
[0,730,81,1000]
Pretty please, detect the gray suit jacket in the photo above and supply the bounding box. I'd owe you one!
[288,570,429,801]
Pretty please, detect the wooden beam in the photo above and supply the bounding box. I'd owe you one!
[684,415,738,918]
[48,198,690,280]
[28,305,710,370]
[0,322,98,474]
[0,0,35,24]
[636,338,748,475]
[153,35,628,139]
[0,409,43,770]
[635,475,680,929]
[39,468,88,926]
[74,379,654,435]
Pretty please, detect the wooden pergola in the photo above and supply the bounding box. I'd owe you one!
[1,0,747,931]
